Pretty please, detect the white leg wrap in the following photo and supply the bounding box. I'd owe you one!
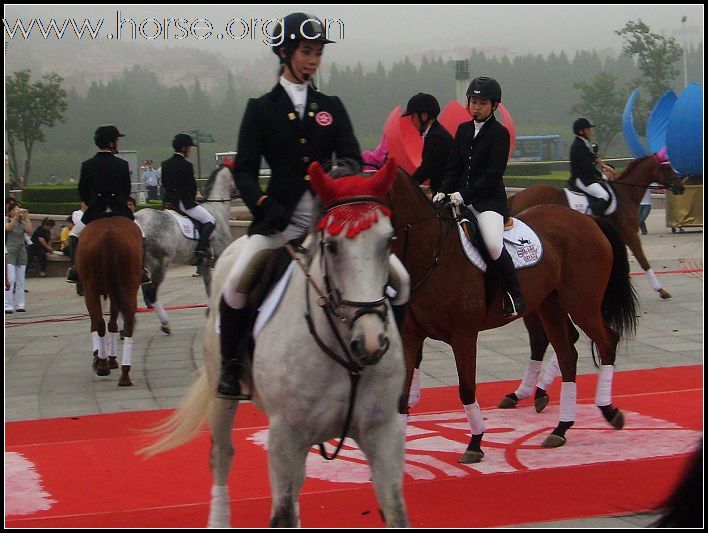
[106,331,118,357]
[464,402,486,435]
[92,331,101,354]
[595,364,614,406]
[96,334,107,359]
[121,337,133,366]
[154,300,169,324]
[559,382,577,423]
[408,368,421,407]
[537,351,560,391]
[116,314,124,331]
[645,268,662,292]
[514,359,543,399]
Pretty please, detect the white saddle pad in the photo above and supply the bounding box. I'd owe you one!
[166,210,199,240]
[563,187,617,216]
[457,218,543,272]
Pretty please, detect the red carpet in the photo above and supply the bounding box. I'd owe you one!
[5,365,702,528]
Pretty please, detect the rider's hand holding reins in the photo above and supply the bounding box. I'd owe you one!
[448,192,464,206]
[259,196,289,231]
[433,192,446,205]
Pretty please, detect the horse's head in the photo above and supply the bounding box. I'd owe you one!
[204,165,237,200]
[653,152,685,195]
[310,159,397,367]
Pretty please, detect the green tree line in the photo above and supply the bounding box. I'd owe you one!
[10,41,703,183]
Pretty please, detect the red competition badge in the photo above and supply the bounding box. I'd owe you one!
[315,111,333,126]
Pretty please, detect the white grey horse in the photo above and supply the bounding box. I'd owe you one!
[142,160,409,527]
[135,165,235,334]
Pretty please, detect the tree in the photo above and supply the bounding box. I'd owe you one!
[572,72,627,154]
[615,19,683,103]
[6,69,67,183]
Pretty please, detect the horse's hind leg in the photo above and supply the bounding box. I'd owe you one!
[570,311,625,430]
[207,398,240,528]
[85,291,110,376]
[357,417,409,527]
[267,417,309,527]
[535,294,579,448]
[107,300,120,370]
[144,267,171,334]
[118,309,136,387]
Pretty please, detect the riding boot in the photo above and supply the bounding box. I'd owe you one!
[391,302,408,332]
[588,196,610,216]
[140,238,152,286]
[66,236,79,283]
[494,248,525,317]
[216,298,251,399]
[193,222,216,265]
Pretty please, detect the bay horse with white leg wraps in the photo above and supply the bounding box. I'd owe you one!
[508,153,684,299]
[76,216,142,386]
[389,168,639,458]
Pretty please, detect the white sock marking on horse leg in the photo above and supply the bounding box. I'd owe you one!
[207,484,230,528]
[645,268,662,292]
[121,337,133,366]
[408,368,421,407]
[559,382,577,423]
[537,350,560,391]
[92,331,101,354]
[106,331,118,357]
[154,300,169,324]
[595,364,614,406]
[464,402,486,435]
[514,359,543,399]
[97,334,107,359]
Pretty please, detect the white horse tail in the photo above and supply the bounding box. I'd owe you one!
[139,369,212,457]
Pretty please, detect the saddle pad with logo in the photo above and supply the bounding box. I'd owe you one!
[564,187,617,216]
[457,218,543,272]
[165,210,199,240]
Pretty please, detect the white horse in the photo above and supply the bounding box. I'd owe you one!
[135,165,236,334]
[142,160,409,527]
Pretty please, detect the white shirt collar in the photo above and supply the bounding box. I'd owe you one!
[422,121,434,140]
[280,75,308,110]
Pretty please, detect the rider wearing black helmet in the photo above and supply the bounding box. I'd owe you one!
[402,93,453,194]
[569,117,611,215]
[216,12,409,399]
[436,76,525,318]
[68,125,151,284]
[161,133,217,265]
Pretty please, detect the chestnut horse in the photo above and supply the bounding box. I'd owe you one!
[77,216,142,386]
[390,169,638,458]
[508,153,684,299]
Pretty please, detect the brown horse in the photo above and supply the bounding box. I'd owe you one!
[389,169,638,459]
[76,216,142,386]
[508,153,684,299]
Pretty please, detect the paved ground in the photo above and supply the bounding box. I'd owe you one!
[4,208,703,527]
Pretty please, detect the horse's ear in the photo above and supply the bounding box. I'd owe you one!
[308,161,336,203]
[370,157,397,197]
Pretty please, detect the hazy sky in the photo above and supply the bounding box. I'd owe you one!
[4,4,704,67]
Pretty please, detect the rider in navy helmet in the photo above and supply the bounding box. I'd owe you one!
[436,76,525,317]
[569,117,611,215]
[402,93,452,194]
[215,12,409,399]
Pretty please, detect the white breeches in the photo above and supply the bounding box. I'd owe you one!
[179,202,216,225]
[575,181,609,201]
[468,207,504,260]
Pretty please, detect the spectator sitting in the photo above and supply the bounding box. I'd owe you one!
[60,216,74,254]
[28,218,56,278]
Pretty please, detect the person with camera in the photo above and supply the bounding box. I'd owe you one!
[5,198,32,313]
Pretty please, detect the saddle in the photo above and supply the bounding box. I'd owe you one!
[566,178,615,216]
[164,206,203,240]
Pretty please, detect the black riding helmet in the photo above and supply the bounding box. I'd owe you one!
[573,117,594,135]
[172,133,196,152]
[402,93,441,119]
[94,124,125,149]
[466,77,502,103]
[270,13,333,84]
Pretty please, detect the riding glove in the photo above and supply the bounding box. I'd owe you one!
[260,196,289,231]
[449,192,465,206]
[433,192,446,204]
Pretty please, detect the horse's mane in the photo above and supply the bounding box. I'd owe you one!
[202,165,225,199]
[617,154,653,178]
[324,158,363,179]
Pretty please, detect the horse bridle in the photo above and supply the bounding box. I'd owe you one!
[610,155,683,194]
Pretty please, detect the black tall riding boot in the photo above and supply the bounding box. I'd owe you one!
[66,236,79,283]
[216,298,251,399]
[140,238,152,285]
[391,302,408,332]
[494,248,526,317]
[193,222,216,265]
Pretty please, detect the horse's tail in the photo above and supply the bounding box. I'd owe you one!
[138,369,212,457]
[593,217,639,339]
[104,228,135,319]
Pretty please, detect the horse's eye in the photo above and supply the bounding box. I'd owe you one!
[325,241,338,255]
